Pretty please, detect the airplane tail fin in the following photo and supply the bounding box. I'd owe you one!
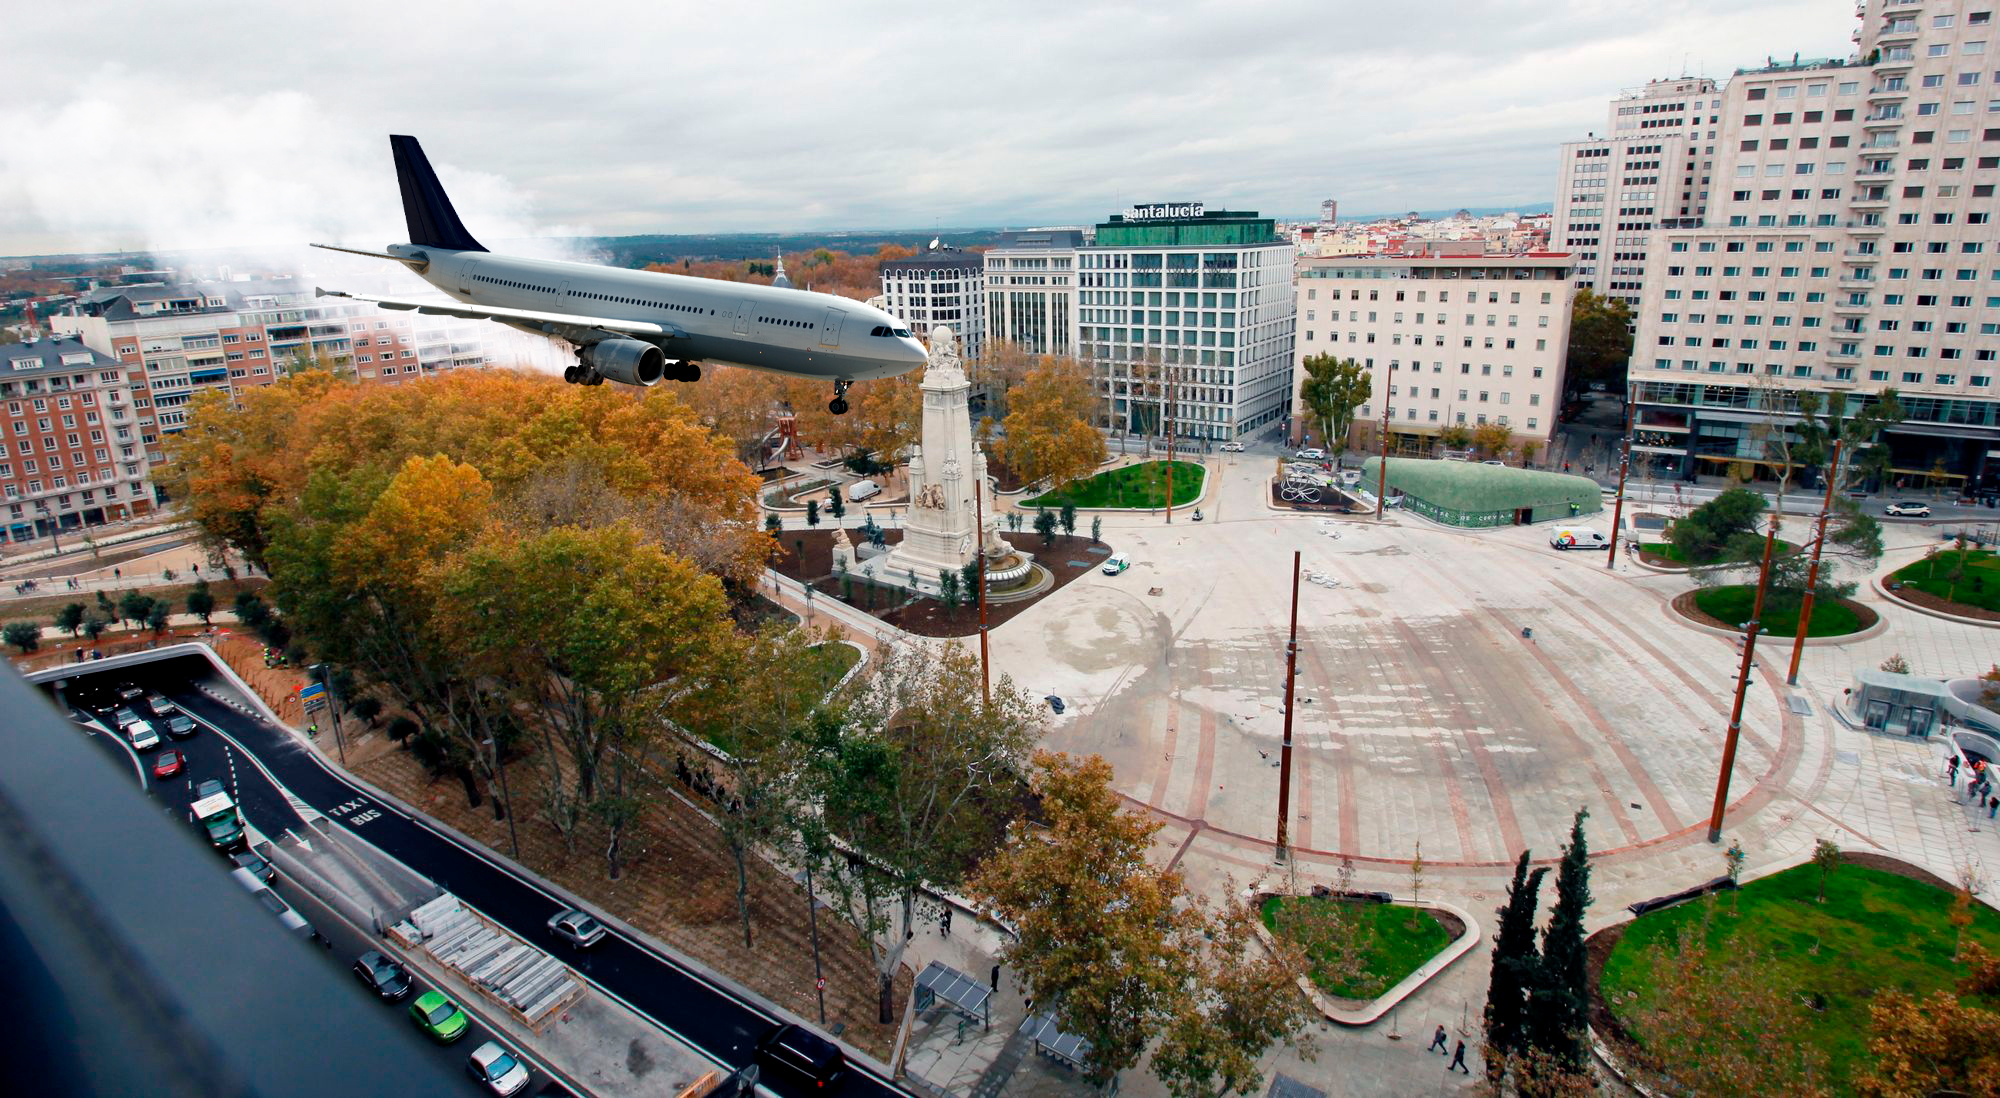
[390,135,486,253]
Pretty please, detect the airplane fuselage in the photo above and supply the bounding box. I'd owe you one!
[401,245,927,384]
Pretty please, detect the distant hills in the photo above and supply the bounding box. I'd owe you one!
[1322,202,1554,224]
[595,230,1008,267]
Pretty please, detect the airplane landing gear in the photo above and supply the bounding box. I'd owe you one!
[565,361,603,386]
[677,361,703,383]
[829,378,851,416]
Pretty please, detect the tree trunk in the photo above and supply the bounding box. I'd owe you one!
[733,841,754,950]
[878,971,895,1026]
[456,767,483,809]
[606,827,622,880]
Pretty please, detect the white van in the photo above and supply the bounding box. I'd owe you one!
[1549,526,1610,551]
[124,718,161,751]
[847,479,882,502]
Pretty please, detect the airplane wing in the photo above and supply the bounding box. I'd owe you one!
[315,288,687,343]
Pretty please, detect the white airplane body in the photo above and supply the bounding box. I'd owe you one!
[314,136,926,412]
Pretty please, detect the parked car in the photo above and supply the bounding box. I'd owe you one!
[352,950,413,1002]
[1548,526,1611,551]
[1885,500,1932,517]
[408,990,470,1044]
[232,850,276,884]
[163,714,197,739]
[466,1040,533,1096]
[847,479,882,502]
[1220,441,1244,453]
[1102,553,1130,575]
[755,1023,848,1090]
[153,750,185,779]
[547,908,608,949]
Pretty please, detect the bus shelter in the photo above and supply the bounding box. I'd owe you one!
[914,961,990,1030]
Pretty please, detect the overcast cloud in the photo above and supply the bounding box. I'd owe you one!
[0,1,1854,256]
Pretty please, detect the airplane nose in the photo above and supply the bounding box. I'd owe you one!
[902,337,928,363]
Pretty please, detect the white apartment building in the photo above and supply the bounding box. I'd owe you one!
[1553,77,1719,306]
[1629,0,2000,494]
[878,244,986,361]
[1292,248,1576,452]
[1075,205,1296,443]
[983,229,1083,357]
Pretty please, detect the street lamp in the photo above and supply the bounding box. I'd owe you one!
[36,500,61,555]
[308,662,347,765]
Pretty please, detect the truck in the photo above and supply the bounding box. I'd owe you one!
[191,792,247,852]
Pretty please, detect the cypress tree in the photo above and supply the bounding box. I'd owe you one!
[1530,808,1594,1070]
[1482,849,1549,1077]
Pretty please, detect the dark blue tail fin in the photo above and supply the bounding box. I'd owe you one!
[390,135,486,252]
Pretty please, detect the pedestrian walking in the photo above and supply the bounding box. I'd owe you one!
[1950,753,1962,786]
[940,906,952,938]
[1428,1025,1449,1054]
[990,964,1001,993]
[1449,1040,1470,1074]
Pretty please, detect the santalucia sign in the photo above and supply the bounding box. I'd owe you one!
[1122,202,1205,220]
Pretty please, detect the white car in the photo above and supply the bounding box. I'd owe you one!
[466,1040,532,1096]
[847,479,882,502]
[547,907,608,948]
[124,719,161,751]
[1220,441,1244,453]
[1885,500,1931,517]
[1296,448,1327,461]
[1102,553,1131,575]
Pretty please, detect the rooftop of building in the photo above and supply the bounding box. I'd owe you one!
[1735,54,1860,76]
[74,277,313,321]
[880,246,984,273]
[988,228,1088,251]
[3,336,118,375]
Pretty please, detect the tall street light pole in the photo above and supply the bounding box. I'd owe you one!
[1706,512,1782,844]
[1165,364,1177,524]
[1375,391,1391,521]
[1787,439,1844,686]
[1276,550,1301,862]
[971,476,990,706]
[1605,385,1635,569]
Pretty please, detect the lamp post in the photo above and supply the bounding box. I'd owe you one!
[1375,392,1391,520]
[1707,513,1781,843]
[1275,551,1301,862]
[37,501,61,555]
[969,476,990,706]
[309,662,347,766]
[1787,439,1844,686]
[1605,385,1635,569]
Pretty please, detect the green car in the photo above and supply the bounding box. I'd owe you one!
[408,990,469,1044]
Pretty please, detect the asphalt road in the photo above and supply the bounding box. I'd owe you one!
[46,657,905,1098]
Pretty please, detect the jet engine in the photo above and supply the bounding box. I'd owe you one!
[576,338,665,387]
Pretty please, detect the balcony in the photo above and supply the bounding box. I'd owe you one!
[1868,83,1910,101]
[1877,24,1920,46]
[1863,114,1906,129]
[1849,193,1891,209]
[1826,345,1861,361]
[1832,298,1873,314]
[1839,273,1878,289]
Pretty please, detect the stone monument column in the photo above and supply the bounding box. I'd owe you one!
[879,325,1009,591]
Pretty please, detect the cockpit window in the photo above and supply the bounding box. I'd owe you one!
[870,325,914,338]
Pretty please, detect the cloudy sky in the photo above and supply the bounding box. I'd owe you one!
[1,1,1854,257]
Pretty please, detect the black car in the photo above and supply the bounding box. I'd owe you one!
[1044,695,1065,715]
[755,1024,847,1089]
[164,714,197,739]
[352,950,413,1002]
[232,850,276,884]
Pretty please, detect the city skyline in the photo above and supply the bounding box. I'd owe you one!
[3,0,1849,256]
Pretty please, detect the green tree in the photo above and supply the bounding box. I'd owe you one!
[146,600,171,638]
[1813,838,1841,903]
[1670,486,1767,566]
[805,498,820,529]
[826,487,845,526]
[971,753,1313,1091]
[764,512,782,538]
[349,695,385,727]
[1439,423,1473,451]
[1034,507,1058,548]
[1059,501,1078,538]
[118,590,154,629]
[1483,849,1550,1079]
[1529,809,1594,1070]
[234,591,271,630]
[94,590,114,620]
[55,602,85,637]
[1297,354,1373,455]
[82,616,107,648]
[1565,288,1634,391]
[801,642,1041,1023]
[938,568,961,610]
[3,621,40,653]
[185,579,215,625]
[959,561,981,606]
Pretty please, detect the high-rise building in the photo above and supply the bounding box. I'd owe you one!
[982,229,1083,358]
[1553,77,1719,307]
[1075,204,1297,442]
[0,336,153,543]
[1628,0,2000,493]
[1321,198,1339,224]
[54,277,494,468]
[878,243,986,361]
[1292,246,1576,451]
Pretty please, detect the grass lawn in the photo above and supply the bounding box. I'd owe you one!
[1261,895,1451,1000]
[1693,584,1864,637]
[1601,862,2000,1094]
[1889,548,2000,614]
[1023,461,1204,510]
[1640,539,1798,565]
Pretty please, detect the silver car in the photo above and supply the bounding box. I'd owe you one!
[547,907,607,948]
[467,1040,532,1096]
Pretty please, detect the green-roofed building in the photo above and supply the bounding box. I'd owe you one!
[1360,457,1602,527]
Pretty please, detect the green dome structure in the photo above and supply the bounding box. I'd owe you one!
[1359,457,1602,528]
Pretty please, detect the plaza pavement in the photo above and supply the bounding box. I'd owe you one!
[975,445,1999,1097]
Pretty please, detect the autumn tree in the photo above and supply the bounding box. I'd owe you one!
[802,642,1041,1023]
[676,363,783,466]
[1859,984,2000,1097]
[1296,354,1372,454]
[971,753,1314,1093]
[998,355,1105,492]
[1471,422,1511,460]
[975,341,1041,420]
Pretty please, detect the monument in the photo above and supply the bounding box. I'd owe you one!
[876,325,1019,594]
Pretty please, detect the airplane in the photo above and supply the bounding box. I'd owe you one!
[311,135,928,414]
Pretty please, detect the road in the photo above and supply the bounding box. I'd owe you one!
[45,656,906,1098]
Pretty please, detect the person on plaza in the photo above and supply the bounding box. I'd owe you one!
[1428,1025,1449,1054]
[307,722,320,741]
[1950,753,1962,786]
[1449,1040,1470,1074]
[939,906,952,938]
[990,964,1001,993]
